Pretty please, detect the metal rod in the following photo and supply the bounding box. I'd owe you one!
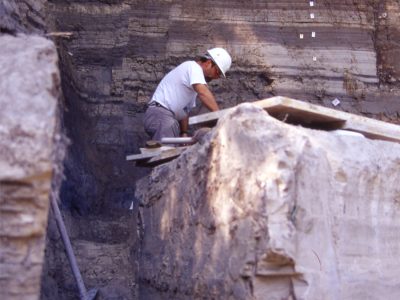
[161,137,194,144]
[50,197,88,300]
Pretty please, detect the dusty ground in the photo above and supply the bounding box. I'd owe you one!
[41,211,138,300]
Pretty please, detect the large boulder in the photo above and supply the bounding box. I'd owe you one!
[0,34,60,300]
[136,103,400,300]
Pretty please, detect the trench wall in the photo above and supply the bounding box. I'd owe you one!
[47,0,400,214]
[2,1,400,299]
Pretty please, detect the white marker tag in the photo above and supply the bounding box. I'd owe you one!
[332,98,341,106]
[310,13,315,19]
[300,34,304,39]
[310,1,314,6]
[312,31,316,38]
[313,56,317,61]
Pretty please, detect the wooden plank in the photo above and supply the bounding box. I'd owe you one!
[189,96,400,143]
[189,109,230,126]
[135,147,189,167]
[189,108,231,126]
[268,97,400,142]
[126,146,189,166]
[189,96,345,126]
[139,147,188,166]
[139,146,175,154]
[128,96,400,165]
[256,97,346,124]
[343,117,400,142]
[126,151,163,162]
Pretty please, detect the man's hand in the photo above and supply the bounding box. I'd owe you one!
[193,84,219,112]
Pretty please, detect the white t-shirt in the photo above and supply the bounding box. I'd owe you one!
[151,61,207,120]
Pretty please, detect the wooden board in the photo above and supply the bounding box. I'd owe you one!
[126,146,189,167]
[189,96,400,143]
[138,147,188,166]
[126,151,163,162]
[127,96,400,166]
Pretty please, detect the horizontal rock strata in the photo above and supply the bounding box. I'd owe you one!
[0,0,47,34]
[49,1,400,109]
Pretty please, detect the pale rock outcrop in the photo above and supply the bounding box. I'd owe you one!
[136,103,400,300]
[0,34,60,300]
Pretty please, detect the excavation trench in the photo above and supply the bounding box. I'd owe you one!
[1,1,400,300]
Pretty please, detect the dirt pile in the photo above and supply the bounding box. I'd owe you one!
[136,103,400,300]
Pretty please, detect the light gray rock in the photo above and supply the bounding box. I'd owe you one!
[0,34,60,300]
[136,103,400,300]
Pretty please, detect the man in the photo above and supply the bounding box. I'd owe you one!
[143,47,232,141]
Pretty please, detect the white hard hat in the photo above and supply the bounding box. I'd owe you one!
[207,47,232,77]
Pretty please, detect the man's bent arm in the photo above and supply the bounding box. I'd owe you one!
[193,84,219,111]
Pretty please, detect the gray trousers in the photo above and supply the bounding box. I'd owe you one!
[143,106,180,141]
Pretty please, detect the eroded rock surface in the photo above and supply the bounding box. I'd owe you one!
[0,34,60,300]
[136,104,400,300]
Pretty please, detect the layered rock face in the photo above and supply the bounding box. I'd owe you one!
[136,104,400,300]
[1,1,396,299]
[0,34,60,300]
[46,0,400,213]
[0,0,47,34]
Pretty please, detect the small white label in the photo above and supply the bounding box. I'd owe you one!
[312,31,316,38]
[313,56,317,61]
[310,13,315,19]
[310,1,314,6]
[332,98,341,106]
[300,33,304,39]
